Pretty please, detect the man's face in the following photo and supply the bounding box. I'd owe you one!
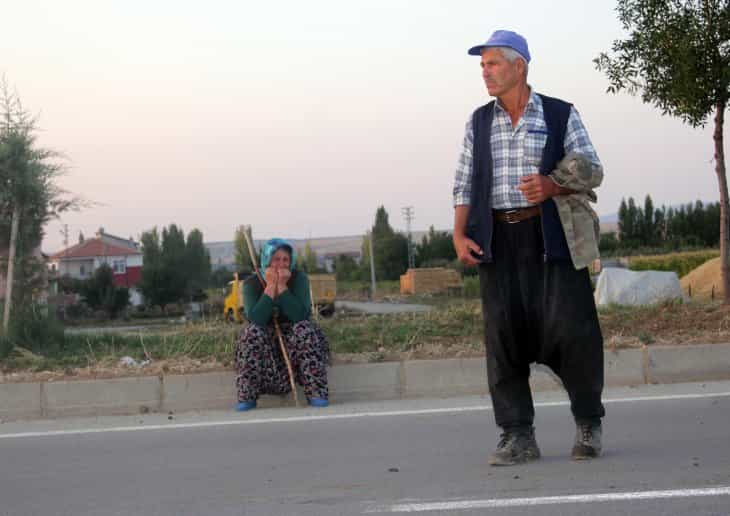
[480,48,523,97]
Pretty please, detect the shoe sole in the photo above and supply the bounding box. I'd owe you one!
[488,451,541,467]
[571,447,601,460]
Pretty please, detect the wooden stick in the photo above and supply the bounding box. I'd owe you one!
[242,226,300,407]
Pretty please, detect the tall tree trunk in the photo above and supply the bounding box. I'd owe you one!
[2,204,20,334]
[713,101,729,303]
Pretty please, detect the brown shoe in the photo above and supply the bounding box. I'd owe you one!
[488,426,541,466]
[571,423,602,460]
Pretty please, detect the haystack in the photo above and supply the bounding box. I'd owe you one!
[680,257,724,300]
[400,267,463,295]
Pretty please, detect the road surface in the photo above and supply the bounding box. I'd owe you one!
[1,382,729,515]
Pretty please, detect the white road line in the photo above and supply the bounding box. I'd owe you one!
[1,391,729,440]
[367,486,730,513]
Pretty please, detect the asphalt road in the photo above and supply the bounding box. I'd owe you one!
[1,382,729,516]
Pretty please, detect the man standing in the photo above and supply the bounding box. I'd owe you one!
[452,30,605,466]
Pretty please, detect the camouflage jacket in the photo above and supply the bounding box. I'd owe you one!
[549,152,603,270]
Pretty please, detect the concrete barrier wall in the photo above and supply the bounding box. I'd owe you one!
[0,382,41,420]
[1,344,729,422]
[647,344,730,384]
[604,348,647,386]
[330,362,403,402]
[43,376,162,418]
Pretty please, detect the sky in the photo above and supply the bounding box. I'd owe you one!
[1,0,725,253]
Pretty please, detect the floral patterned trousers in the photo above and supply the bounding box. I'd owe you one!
[235,319,329,402]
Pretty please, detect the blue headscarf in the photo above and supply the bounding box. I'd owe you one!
[260,238,297,271]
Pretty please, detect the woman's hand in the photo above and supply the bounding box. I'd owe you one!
[276,268,291,294]
[264,267,278,298]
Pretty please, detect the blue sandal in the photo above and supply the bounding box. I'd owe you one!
[309,397,329,408]
[236,400,257,411]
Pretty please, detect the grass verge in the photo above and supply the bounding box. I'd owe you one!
[3,297,730,380]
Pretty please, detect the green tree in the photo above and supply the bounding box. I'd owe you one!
[617,198,629,243]
[0,77,79,336]
[370,206,408,280]
[299,242,319,273]
[208,266,233,288]
[333,254,360,281]
[595,0,730,301]
[139,228,168,306]
[81,264,129,318]
[642,195,656,245]
[654,206,666,242]
[185,228,211,301]
[415,226,456,267]
[139,224,212,306]
[161,224,187,302]
[599,232,620,254]
[233,225,254,272]
[618,196,644,247]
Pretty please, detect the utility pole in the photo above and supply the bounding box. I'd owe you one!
[59,224,70,276]
[60,224,69,249]
[367,230,376,298]
[402,206,415,270]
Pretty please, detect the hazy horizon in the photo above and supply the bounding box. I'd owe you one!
[2,1,725,254]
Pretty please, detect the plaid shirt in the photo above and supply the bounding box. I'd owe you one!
[453,89,602,209]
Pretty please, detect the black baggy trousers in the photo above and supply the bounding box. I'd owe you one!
[478,215,605,429]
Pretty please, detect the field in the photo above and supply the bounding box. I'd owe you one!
[3,250,727,383]
[4,295,730,384]
[628,249,720,278]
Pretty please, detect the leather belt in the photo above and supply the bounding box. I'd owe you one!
[493,206,541,224]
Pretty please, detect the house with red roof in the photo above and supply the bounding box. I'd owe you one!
[49,228,144,304]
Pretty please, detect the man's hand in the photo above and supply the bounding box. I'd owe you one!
[276,268,291,293]
[453,233,483,266]
[518,174,558,204]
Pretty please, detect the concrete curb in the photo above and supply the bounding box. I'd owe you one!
[1,343,730,422]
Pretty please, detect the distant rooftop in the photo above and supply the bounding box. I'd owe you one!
[51,229,141,260]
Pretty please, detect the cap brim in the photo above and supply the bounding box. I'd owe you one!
[467,45,486,56]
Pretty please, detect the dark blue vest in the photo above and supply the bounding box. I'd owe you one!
[466,94,572,263]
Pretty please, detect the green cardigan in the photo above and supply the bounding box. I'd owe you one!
[243,270,312,326]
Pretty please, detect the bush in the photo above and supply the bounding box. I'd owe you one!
[80,265,130,318]
[449,259,478,277]
[92,309,110,322]
[0,333,12,360]
[148,305,164,317]
[163,303,185,316]
[204,297,225,319]
[463,276,481,298]
[599,232,620,254]
[64,302,90,320]
[628,250,720,278]
[419,258,452,268]
[5,303,66,356]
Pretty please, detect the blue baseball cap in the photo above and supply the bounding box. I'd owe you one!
[467,30,531,63]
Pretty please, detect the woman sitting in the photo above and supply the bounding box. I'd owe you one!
[234,238,330,410]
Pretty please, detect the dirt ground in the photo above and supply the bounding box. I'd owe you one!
[598,300,730,348]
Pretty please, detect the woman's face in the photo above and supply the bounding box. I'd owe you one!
[270,248,291,270]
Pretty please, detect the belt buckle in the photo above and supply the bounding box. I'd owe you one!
[503,209,520,224]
